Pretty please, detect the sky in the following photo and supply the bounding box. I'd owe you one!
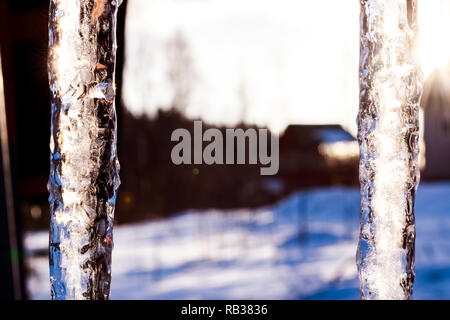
[123,0,450,135]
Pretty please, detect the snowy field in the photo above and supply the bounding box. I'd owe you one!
[25,182,450,300]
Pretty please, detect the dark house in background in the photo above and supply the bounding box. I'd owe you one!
[422,65,450,180]
[278,124,359,191]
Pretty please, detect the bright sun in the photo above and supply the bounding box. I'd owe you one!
[418,0,450,77]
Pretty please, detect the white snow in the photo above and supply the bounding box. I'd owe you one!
[25,182,450,299]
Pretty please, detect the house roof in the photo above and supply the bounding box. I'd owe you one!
[281,124,355,150]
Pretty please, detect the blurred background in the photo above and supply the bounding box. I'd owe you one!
[0,0,449,299]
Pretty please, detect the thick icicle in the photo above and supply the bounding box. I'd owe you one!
[357,0,423,300]
[47,0,121,300]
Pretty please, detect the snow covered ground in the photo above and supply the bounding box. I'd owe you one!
[25,182,450,299]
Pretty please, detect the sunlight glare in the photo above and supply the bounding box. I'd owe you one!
[418,0,450,77]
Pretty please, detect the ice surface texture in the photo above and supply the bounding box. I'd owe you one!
[48,0,120,300]
[357,0,423,300]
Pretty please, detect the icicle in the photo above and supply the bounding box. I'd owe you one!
[47,0,121,300]
[357,0,423,299]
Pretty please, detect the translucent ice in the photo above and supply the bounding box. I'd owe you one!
[357,0,423,300]
[48,0,120,299]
